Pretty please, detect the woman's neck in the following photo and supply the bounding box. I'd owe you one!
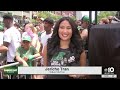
[60,40,70,49]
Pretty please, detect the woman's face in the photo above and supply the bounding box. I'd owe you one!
[58,20,72,41]
[24,24,31,32]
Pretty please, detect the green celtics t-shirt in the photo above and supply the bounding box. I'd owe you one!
[16,46,38,66]
[46,48,80,79]
[48,48,79,66]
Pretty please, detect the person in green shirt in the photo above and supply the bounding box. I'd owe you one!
[15,35,40,67]
[15,35,40,79]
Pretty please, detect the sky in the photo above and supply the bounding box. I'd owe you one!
[81,11,95,21]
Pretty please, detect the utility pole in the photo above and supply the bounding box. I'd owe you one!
[95,11,97,24]
[89,11,92,24]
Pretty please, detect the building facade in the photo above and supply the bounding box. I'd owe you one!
[76,11,82,20]
[0,11,33,22]
[48,11,82,19]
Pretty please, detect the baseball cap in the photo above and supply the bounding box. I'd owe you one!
[44,18,54,24]
[22,35,32,42]
[0,25,4,31]
[81,15,89,22]
[3,14,13,20]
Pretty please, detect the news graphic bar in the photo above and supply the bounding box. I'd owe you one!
[18,66,102,75]
[101,75,117,78]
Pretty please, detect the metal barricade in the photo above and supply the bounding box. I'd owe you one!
[0,56,42,79]
[0,62,19,79]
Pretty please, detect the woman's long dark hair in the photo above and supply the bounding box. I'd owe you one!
[47,17,84,61]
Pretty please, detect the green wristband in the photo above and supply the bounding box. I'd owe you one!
[28,55,34,61]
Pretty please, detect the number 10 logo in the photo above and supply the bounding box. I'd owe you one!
[108,67,114,73]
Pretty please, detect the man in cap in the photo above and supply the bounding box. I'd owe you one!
[15,35,40,79]
[39,17,54,65]
[80,15,89,40]
[40,17,54,52]
[16,35,40,67]
[80,15,89,65]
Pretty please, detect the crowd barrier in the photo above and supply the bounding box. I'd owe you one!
[0,56,42,79]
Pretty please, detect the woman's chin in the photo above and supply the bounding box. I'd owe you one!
[61,38,70,41]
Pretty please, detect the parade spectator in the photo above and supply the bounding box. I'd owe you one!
[22,23,42,66]
[22,23,41,52]
[99,18,109,24]
[75,20,81,26]
[15,35,40,79]
[40,18,54,51]
[39,18,54,66]
[108,16,113,24]
[36,17,45,37]
[80,15,89,40]
[16,35,40,66]
[1,14,21,64]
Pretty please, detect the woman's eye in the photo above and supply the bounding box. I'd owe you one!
[67,27,71,29]
[59,26,64,29]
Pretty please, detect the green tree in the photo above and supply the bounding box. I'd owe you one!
[71,16,76,21]
[37,11,62,21]
[97,11,116,23]
[32,11,77,23]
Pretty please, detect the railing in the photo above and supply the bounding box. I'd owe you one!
[0,56,42,79]
[0,62,19,69]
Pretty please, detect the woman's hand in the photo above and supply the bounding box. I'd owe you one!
[69,74,88,79]
[33,75,45,79]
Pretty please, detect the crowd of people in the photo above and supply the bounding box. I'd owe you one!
[0,12,118,79]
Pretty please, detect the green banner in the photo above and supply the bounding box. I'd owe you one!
[4,66,18,75]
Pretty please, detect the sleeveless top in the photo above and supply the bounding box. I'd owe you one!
[46,48,80,79]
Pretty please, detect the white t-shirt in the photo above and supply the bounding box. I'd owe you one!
[40,31,52,52]
[3,26,21,62]
[0,32,3,56]
[0,32,4,46]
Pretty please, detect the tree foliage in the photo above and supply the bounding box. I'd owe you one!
[31,11,77,23]
[37,11,62,21]
[97,11,117,22]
